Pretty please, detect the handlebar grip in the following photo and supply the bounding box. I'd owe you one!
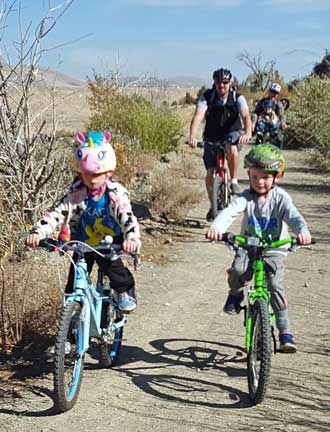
[222,232,235,243]
[38,238,59,250]
[296,237,316,246]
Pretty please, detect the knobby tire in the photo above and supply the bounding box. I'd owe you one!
[53,301,85,412]
[99,302,124,368]
[247,297,272,405]
[211,174,228,219]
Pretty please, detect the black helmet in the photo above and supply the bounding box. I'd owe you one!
[213,68,232,82]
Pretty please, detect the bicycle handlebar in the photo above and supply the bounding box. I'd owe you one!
[37,237,141,269]
[219,233,315,249]
[38,238,115,254]
[185,137,234,149]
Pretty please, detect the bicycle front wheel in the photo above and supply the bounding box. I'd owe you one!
[99,302,124,368]
[211,174,228,219]
[53,301,85,412]
[247,297,272,405]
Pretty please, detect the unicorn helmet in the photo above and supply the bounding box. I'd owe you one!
[75,131,116,174]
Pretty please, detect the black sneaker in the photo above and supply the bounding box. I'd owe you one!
[223,293,244,315]
[230,183,240,195]
[206,208,214,222]
[278,333,297,354]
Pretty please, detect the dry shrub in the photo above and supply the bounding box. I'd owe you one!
[178,92,196,105]
[306,148,330,172]
[145,170,203,220]
[112,141,140,186]
[182,153,199,179]
[112,141,160,188]
[0,252,65,350]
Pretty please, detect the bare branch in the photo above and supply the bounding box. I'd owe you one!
[238,50,276,91]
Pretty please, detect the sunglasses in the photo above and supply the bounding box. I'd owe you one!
[215,80,230,85]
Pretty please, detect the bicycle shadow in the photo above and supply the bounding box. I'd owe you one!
[0,338,252,416]
[0,385,57,417]
[0,351,63,417]
[114,338,253,409]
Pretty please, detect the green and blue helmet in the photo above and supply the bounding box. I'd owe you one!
[244,144,285,174]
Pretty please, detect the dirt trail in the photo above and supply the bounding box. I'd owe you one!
[1,147,330,432]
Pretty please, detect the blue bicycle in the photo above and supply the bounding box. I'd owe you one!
[38,237,139,413]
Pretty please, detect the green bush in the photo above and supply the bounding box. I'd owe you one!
[285,77,330,165]
[87,74,183,155]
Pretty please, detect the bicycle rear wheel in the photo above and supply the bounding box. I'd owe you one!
[247,297,272,405]
[99,301,124,367]
[211,173,228,219]
[53,301,85,412]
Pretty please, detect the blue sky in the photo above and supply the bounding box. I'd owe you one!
[2,0,330,84]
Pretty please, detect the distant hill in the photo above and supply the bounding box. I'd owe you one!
[2,61,206,89]
[33,66,86,89]
[120,75,207,89]
[168,75,208,88]
[2,64,204,130]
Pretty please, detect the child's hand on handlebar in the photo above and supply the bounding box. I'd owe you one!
[298,232,312,245]
[206,227,223,241]
[122,239,139,254]
[26,233,41,248]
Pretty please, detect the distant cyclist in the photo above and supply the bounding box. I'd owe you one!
[189,68,252,221]
[252,83,287,148]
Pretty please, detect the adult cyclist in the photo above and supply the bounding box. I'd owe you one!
[189,68,252,222]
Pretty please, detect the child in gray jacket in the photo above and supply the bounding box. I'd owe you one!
[207,144,311,353]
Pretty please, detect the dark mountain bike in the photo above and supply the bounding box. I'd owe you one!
[195,139,232,220]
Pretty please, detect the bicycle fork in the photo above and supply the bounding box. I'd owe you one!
[245,260,270,353]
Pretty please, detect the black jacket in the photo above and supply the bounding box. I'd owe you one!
[203,87,242,141]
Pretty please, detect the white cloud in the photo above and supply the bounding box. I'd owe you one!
[257,0,330,13]
[132,0,243,7]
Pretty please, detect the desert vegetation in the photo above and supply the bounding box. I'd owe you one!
[0,0,329,354]
[87,72,183,156]
[285,76,330,169]
[0,0,77,350]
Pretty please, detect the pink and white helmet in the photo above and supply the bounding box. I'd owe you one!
[75,131,116,174]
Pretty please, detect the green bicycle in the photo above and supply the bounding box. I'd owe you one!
[220,232,311,405]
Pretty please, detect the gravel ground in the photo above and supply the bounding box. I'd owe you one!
[1,147,329,432]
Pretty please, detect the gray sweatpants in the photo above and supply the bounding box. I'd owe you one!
[227,250,290,333]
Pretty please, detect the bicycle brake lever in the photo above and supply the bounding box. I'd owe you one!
[134,253,141,270]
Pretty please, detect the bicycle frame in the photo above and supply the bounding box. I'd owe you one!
[214,141,227,181]
[36,238,135,412]
[208,140,231,218]
[245,253,271,353]
[65,257,126,355]
[218,233,312,404]
[227,235,298,352]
